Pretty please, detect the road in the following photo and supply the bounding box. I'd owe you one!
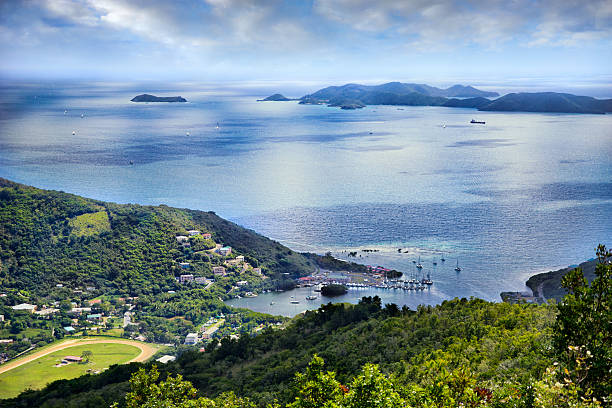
[0,338,157,375]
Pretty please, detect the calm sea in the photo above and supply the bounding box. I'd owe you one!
[1,81,611,316]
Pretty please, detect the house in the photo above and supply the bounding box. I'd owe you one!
[64,326,76,333]
[175,235,189,243]
[236,280,248,286]
[0,339,14,344]
[184,333,199,345]
[253,268,262,275]
[194,277,211,284]
[0,315,4,322]
[217,246,232,256]
[12,303,36,313]
[180,274,194,283]
[201,233,212,240]
[156,355,176,364]
[187,230,200,236]
[68,307,92,315]
[63,356,82,363]
[212,266,226,276]
[88,299,102,305]
[235,255,245,263]
[86,313,102,321]
[179,262,191,269]
[86,286,96,291]
[56,284,63,288]
[35,308,59,316]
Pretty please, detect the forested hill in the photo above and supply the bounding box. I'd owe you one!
[0,178,315,297]
[1,298,558,407]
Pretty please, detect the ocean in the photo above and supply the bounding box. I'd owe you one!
[1,81,611,315]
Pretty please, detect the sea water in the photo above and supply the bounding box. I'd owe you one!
[1,81,611,316]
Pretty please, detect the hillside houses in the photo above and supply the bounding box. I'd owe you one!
[180,274,194,283]
[213,266,226,276]
[217,246,232,256]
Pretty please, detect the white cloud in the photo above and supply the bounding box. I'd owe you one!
[313,0,612,48]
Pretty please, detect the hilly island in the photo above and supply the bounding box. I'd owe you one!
[262,82,612,113]
[0,178,610,407]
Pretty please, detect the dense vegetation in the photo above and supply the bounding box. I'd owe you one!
[320,284,348,296]
[0,177,317,297]
[3,245,609,407]
[0,178,609,406]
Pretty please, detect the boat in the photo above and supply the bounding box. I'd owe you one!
[433,261,437,265]
[216,122,220,130]
[470,119,485,124]
[186,131,190,136]
[270,302,275,305]
[455,260,462,272]
[290,300,299,304]
[416,256,423,269]
[306,295,317,301]
[441,257,445,262]
[72,131,76,135]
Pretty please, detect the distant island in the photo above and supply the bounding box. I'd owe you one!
[257,93,295,101]
[265,81,612,114]
[131,94,187,102]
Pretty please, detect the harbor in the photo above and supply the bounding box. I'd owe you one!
[225,255,460,316]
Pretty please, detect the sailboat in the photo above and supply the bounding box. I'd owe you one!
[455,259,462,272]
[416,256,423,269]
[216,122,220,130]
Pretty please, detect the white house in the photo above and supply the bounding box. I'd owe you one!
[12,303,36,313]
[175,235,189,243]
[185,333,199,345]
[180,274,194,283]
[187,230,200,236]
[156,355,176,364]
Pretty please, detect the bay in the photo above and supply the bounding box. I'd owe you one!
[1,81,611,316]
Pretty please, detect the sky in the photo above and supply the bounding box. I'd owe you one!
[0,0,611,88]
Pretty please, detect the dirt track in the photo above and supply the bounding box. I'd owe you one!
[0,338,157,375]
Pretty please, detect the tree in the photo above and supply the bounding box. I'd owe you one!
[553,244,612,401]
[81,350,93,363]
[289,355,344,408]
[113,365,254,408]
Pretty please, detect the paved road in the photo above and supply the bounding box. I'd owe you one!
[0,338,157,375]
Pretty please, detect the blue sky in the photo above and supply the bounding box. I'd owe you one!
[1,0,611,88]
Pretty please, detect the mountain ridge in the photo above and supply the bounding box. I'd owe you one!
[266,82,612,114]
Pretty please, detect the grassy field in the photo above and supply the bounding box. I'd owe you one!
[68,210,111,236]
[0,342,141,399]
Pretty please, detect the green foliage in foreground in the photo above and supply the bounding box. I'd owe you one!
[0,297,558,407]
[5,244,609,408]
[117,354,602,408]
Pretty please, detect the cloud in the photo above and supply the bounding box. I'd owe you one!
[313,0,612,49]
[0,0,610,79]
[20,0,317,50]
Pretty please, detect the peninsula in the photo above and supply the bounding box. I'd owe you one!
[131,94,187,102]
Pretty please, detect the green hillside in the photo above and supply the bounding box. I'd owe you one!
[0,178,315,297]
